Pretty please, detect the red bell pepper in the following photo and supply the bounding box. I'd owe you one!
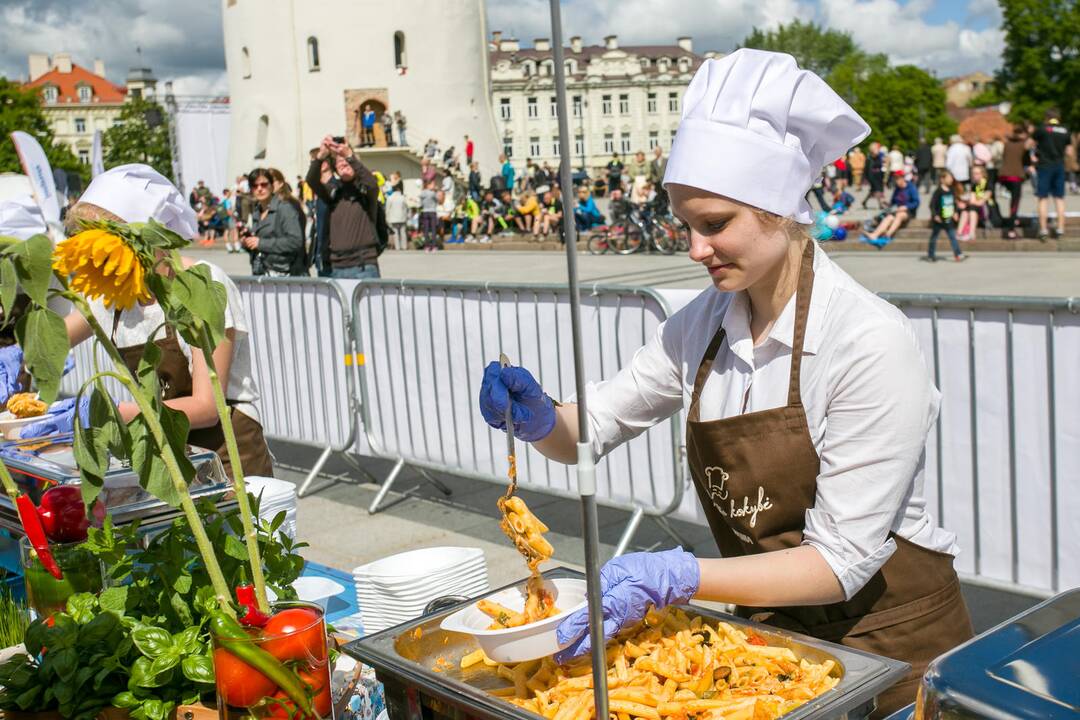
[236,584,270,627]
[16,495,62,579]
[37,485,89,543]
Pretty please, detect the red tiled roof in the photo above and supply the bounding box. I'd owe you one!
[24,63,127,104]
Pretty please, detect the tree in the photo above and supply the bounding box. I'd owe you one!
[997,0,1080,128]
[0,77,84,183]
[740,19,860,78]
[849,65,956,149]
[102,97,172,177]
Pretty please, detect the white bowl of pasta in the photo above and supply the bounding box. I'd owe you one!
[439,577,587,663]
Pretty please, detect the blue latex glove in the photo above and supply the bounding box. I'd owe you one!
[19,396,92,438]
[478,361,556,442]
[0,346,24,407]
[554,548,700,664]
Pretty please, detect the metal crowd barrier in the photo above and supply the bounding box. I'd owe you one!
[350,279,689,555]
[880,293,1080,598]
[233,277,360,497]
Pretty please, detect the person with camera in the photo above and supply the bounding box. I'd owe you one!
[240,167,306,276]
[305,135,386,279]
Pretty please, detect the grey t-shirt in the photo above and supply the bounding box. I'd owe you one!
[420,189,439,213]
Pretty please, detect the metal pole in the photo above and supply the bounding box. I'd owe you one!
[547,2,609,718]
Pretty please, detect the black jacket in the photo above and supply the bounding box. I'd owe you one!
[250,196,306,275]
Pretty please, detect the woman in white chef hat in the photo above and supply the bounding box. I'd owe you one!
[22,164,274,478]
[479,49,972,715]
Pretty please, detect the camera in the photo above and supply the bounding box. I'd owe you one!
[333,136,346,144]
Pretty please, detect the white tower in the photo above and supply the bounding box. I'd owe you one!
[222,0,502,180]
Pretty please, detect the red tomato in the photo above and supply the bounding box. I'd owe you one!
[267,666,332,719]
[746,633,768,647]
[261,608,327,663]
[213,647,278,707]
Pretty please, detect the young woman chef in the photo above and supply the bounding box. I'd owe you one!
[479,49,972,716]
[21,164,274,479]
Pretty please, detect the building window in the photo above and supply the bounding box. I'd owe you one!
[565,60,576,75]
[620,132,631,154]
[668,92,679,112]
[255,114,269,159]
[74,118,86,133]
[307,36,320,71]
[640,57,650,69]
[678,57,690,73]
[394,31,407,69]
[647,92,657,113]
[601,95,612,115]
[550,95,558,117]
[658,58,670,73]
[241,47,251,78]
[500,97,512,120]
[43,86,58,103]
[574,135,585,158]
[668,128,676,148]
[503,137,514,158]
[572,95,582,117]
[648,131,659,149]
[527,97,539,119]
[523,63,532,78]
[77,85,92,103]
[552,137,560,157]
[618,94,629,115]
[603,133,614,154]
[529,136,541,157]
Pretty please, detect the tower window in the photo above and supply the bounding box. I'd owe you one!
[241,47,251,79]
[255,114,269,159]
[394,31,407,69]
[307,37,320,71]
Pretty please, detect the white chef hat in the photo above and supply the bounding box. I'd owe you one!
[663,49,870,224]
[79,163,198,239]
[0,195,47,240]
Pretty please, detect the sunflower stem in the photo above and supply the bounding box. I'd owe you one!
[67,291,235,617]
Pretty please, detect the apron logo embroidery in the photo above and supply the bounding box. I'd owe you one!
[704,466,730,506]
[729,486,773,528]
[703,467,773,529]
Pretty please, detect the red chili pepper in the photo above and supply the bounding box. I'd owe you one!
[16,495,62,580]
[236,584,270,627]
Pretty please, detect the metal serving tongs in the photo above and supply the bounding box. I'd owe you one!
[499,352,518,500]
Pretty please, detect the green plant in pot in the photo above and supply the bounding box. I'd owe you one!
[0,223,330,719]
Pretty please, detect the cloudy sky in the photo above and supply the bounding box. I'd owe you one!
[0,0,1003,96]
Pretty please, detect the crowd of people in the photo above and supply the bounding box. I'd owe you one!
[809,110,1075,260]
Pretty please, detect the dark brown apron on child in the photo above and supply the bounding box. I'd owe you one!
[117,326,274,479]
[685,240,972,718]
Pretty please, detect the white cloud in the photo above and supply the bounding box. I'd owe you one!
[818,0,1003,76]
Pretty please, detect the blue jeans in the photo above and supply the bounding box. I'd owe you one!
[329,264,380,279]
[927,224,961,259]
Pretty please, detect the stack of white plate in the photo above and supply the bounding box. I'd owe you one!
[246,476,298,539]
[353,547,488,633]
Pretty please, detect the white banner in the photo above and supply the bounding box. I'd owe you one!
[91,130,105,178]
[10,131,60,223]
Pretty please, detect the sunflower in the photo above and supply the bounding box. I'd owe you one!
[53,229,152,310]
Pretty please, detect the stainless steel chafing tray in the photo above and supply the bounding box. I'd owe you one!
[909,588,1080,719]
[0,433,234,532]
[343,567,909,720]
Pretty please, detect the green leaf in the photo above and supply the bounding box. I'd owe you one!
[224,534,248,561]
[14,685,41,710]
[129,656,167,688]
[128,406,194,508]
[169,590,193,627]
[112,691,142,709]
[131,625,172,659]
[10,234,53,308]
[269,510,286,534]
[140,219,187,252]
[65,593,97,624]
[171,265,227,349]
[172,572,192,595]
[148,650,179,677]
[193,586,217,617]
[73,421,109,507]
[0,258,16,323]
[14,307,68,404]
[134,339,162,399]
[181,654,215,685]
[98,586,129,616]
[50,647,79,682]
[172,625,201,655]
[142,698,173,720]
[23,618,48,656]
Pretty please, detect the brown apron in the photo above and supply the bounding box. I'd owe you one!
[117,325,275,480]
[685,240,972,718]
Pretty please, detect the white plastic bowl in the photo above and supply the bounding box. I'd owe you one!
[353,547,484,581]
[292,576,346,610]
[440,578,587,663]
[0,410,54,439]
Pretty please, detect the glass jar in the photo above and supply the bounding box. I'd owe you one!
[18,536,104,618]
[214,600,333,720]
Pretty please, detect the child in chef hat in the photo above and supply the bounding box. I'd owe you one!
[65,163,198,239]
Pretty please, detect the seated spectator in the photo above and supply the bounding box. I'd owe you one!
[574,186,605,231]
[472,189,502,241]
[958,165,994,241]
[861,174,919,245]
[538,187,563,239]
[496,190,516,233]
[514,190,540,233]
[608,187,631,223]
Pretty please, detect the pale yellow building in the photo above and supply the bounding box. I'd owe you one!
[22,53,157,165]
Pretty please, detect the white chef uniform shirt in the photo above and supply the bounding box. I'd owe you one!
[582,247,959,600]
[88,261,263,424]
